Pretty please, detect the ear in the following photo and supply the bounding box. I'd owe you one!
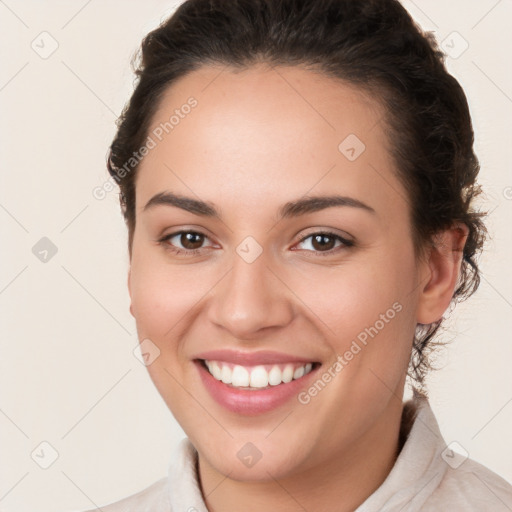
[416,223,469,325]
[128,266,134,317]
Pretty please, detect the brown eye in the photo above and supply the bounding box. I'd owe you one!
[177,232,205,250]
[158,230,211,256]
[310,234,337,251]
[295,231,354,256]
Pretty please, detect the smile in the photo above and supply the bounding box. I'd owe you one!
[203,360,316,389]
[195,355,321,415]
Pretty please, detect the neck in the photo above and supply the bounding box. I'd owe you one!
[197,396,406,512]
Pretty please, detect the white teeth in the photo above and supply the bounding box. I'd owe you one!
[293,366,305,379]
[220,365,232,384]
[210,361,222,380]
[250,366,269,388]
[268,365,282,386]
[204,360,315,388]
[231,365,250,387]
[282,364,294,383]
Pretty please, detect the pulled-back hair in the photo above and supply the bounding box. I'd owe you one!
[106,0,487,391]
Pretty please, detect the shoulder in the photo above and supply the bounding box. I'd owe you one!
[424,455,512,511]
[80,476,170,512]
[366,395,512,511]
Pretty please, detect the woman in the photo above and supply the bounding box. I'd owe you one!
[84,0,512,510]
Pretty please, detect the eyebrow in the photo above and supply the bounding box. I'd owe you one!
[142,191,376,220]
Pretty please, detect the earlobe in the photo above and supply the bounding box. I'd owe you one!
[416,223,469,325]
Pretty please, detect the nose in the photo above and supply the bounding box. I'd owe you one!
[207,251,294,340]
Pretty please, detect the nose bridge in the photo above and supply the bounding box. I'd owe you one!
[207,248,293,338]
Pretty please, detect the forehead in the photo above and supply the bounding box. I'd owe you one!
[135,64,405,224]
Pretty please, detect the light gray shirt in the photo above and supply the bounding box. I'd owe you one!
[82,396,512,511]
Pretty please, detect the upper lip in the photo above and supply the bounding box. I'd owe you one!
[194,349,319,366]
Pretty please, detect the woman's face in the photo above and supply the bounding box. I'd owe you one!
[128,64,430,481]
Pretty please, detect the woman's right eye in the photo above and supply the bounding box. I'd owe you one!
[157,230,212,256]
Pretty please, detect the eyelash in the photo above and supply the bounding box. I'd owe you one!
[157,230,354,257]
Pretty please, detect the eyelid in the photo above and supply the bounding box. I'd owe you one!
[292,227,354,246]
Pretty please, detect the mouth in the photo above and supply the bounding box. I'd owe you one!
[194,356,322,415]
[199,359,320,390]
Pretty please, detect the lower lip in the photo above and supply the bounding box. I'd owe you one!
[195,360,320,415]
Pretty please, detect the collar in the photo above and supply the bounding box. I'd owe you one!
[357,395,448,511]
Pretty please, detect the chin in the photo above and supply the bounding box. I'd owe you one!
[195,434,312,482]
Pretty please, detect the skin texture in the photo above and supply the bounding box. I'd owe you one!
[127,64,468,512]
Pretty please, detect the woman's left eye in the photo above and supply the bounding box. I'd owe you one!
[294,232,354,256]
[157,230,354,257]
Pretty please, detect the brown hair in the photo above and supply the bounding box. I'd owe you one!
[107,0,487,392]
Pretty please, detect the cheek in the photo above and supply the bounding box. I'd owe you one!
[128,260,199,408]
[300,260,413,329]
[130,266,196,339]
[130,233,207,333]
[293,250,418,371]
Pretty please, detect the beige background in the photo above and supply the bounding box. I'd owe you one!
[0,1,511,510]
